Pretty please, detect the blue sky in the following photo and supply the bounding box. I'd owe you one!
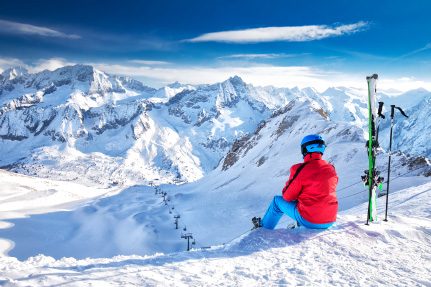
[0,0,430,90]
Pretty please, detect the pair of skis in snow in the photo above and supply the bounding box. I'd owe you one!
[363,74,408,224]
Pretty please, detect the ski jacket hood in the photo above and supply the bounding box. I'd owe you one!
[282,152,338,224]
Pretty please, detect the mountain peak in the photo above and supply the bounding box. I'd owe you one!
[321,87,349,97]
[167,81,185,89]
[228,75,245,85]
[54,64,96,75]
[301,87,319,95]
[402,87,430,95]
[1,66,29,80]
[46,64,106,86]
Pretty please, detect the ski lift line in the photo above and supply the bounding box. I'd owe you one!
[337,180,364,193]
[219,228,254,247]
[338,189,366,200]
[337,164,427,200]
[380,164,427,185]
[336,163,427,196]
[155,187,200,248]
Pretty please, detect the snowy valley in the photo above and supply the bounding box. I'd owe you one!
[0,65,430,286]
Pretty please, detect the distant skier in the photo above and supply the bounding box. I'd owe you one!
[252,134,338,229]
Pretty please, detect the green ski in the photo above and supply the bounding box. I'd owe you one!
[362,74,384,224]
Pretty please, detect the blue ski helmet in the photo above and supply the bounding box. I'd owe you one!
[301,134,326,156]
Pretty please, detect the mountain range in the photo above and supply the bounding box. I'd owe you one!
[1,64,431,258]
[0,64,430,189]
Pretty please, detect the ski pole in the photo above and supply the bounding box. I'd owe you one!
[376,101,385,143]
[384,105,408,221]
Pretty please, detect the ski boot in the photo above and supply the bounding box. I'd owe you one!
[287,221,300,229]
[252,217,262,229]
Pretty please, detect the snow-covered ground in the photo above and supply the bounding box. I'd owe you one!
[0,170,120,259]
[0,169,430,286]
[0,187,430,286]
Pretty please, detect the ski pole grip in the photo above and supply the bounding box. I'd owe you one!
[366,74,378,80]
[378,102,385,118]
[390,105,395,118]
[395,106,408,118]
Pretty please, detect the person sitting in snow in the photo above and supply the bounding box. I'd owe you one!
[253,134,338,229]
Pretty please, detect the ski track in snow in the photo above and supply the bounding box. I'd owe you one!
[0,175,430,286]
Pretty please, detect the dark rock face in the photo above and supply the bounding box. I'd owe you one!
[222,134,252,171]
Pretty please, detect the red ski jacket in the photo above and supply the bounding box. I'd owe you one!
[282,153,338,224]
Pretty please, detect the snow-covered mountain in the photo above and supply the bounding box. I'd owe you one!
[0,65,429,188]
[0,66,272,185]
[379,89,431,157]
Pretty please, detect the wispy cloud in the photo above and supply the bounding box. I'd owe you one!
[93,62,431,92]
[0,57,75,73]
[128,59,171,65]
[0,19,81,39]
[185,22,369,43]
[31,58,76,72]
[395,42,431,60]
[2,57,429,92]
[408,42,431,55]
[217,53,309,60]
[379,76,431,92]
[0,57,26,72]
[92,62,367,91]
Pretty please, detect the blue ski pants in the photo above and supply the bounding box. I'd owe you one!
[261,196,334,229]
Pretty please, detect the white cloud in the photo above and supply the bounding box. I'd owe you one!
[396,42,431,60]
[0,57,76,73]
[0,19,80,39]
[92,62,360,91]
[185,22,368,43]
[379,77,431,92]
[217,53,308,60]
[0,58,27,72]
[93,62,431,92]
[30,58,76,73]
[0,57,77,74]
[2,57,429,92]
[128,59,171,65]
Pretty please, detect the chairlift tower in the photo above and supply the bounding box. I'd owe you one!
[181,233,195,251]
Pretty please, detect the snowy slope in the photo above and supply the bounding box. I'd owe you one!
[1,96,429,261]
[157,97,430,248]
[0,180,429,286]
[0,170,120,257]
